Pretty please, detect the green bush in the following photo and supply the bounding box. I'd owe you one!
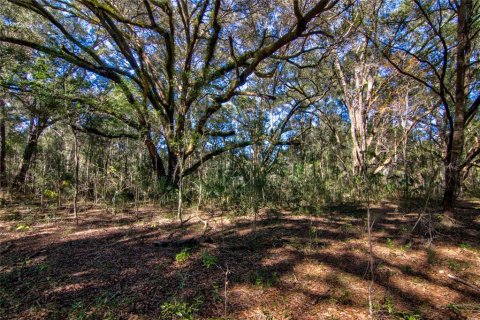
[201,251,217,268]
[175,248,191,264]
[161,296,203,320]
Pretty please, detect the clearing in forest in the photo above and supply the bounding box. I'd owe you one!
[1,202,479,319]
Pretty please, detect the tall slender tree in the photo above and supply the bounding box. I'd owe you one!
[378,0,480,211]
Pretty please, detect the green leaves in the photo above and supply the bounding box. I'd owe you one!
[175,247,191,264]
[201,251,217,268]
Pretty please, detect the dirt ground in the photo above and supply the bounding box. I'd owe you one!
[0,200,479,320]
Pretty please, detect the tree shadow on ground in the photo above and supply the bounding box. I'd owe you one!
[0,203,479,319]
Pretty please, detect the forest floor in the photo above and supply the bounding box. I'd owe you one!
[0,200,479,320]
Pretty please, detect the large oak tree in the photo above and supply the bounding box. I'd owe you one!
[0,0,340,186]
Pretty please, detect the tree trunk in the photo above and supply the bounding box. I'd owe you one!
[145,131,167,180]
[167,146,179,186]
[12,118,46,191]
[443,143,457,212]
[144,130,181,187]
[71,126,79,224]
[442,0,472,212]
[0,99,7,188]
[402,91,410,202]
[177,164,184,224]
[349,106,367,175]
[334,54,371,177]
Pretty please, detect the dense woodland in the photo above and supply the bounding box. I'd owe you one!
[0,0,480,319]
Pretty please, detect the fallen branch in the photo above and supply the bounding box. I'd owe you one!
[153,235,214,248]
[448,274,480,293]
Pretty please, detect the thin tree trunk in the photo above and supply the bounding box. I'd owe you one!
[40,158,46,212]
[403,91,410,203]
[134,185,139,220]
[177,157,184,225]
[71,126,79,224]
[0,99,7,188]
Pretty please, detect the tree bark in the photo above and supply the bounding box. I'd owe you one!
[145,131,167,180]
[349,104,367,175]
[334,52,372,176]
[12,118,46,192]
